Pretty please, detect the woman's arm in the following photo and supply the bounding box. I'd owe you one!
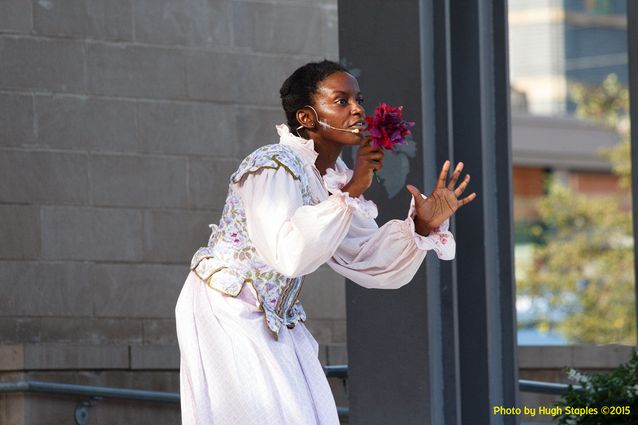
[327,197,455,289]
[325,159,472,289]
[238,166,370,278]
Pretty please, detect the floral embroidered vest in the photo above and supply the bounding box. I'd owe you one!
[190,143,314,338]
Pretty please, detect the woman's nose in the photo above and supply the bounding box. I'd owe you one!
[351,102,364,116]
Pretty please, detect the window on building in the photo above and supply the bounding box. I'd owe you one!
[509,0,634,345]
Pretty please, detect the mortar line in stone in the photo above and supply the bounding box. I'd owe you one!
[1,200,223,216]
[185,158,191,208]
[142,319,147,344]
[227,0,236,48]
[31,92,38,141]
[81,39,89,94]
[0,145,244,163]
[28,0,35,35]
[133,99,141,153]
[0,258,197,267]
[0,88,293,109]
[0,28,32,37]
[130,0,136,43]
[87,150,94,206]
[0,87,293,108]
[0,143,245,162]
[231,0,329,6]
[141,207,148,266]
[0,32,328,62]
[38,204,44,261]
[0,89,285,110]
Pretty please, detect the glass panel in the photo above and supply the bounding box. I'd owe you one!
[509,0,635,345]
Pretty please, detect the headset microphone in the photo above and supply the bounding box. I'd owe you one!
[296,105,363,135]
[318,120,360,134]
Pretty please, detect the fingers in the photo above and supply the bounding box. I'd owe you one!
[454,174,470,197]
[360,136,374,148]
[437,160,471,197]
[405,184,425,203]
[436,160,451,189]
[458,192,477,206]
[447,162,464,190]
[357,142,384,172]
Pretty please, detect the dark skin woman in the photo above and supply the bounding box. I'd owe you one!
[294,70,477,235]
[176,60,477,425]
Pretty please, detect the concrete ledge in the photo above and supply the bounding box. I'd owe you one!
[22,344,129,370]
[0,345,24,371]
[130,345,179,370]
[518,345,634,369]
[1,343,132,371]
[3,344,634,372]
[0,344,181,371]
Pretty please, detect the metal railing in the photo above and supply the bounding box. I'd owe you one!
[519,379,582,395]
[0,366,580,424]
[0,380,179,425]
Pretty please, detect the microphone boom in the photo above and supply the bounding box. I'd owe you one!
[319,121,360,134]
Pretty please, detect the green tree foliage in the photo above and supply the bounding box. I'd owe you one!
[571,74,630,186]
[554,350,638,425]
[518,75,636,344]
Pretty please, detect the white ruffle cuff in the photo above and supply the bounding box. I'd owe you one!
[323,167,378,219]
[406,195,456,260]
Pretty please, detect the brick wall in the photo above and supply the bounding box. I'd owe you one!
[1,1,344,421]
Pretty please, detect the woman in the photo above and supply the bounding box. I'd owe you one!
[175,60,475,424]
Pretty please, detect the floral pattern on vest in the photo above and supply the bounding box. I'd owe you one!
[190,143,314,338]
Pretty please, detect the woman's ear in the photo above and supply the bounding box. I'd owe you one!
[296,107,315,130]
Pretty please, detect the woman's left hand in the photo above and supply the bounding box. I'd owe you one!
[406,160,476,236]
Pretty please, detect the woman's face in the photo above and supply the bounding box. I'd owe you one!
[303,71,366,146]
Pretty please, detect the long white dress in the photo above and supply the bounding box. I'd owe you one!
[175,125,455,425]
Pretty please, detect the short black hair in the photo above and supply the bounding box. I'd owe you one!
[280,60,349,130]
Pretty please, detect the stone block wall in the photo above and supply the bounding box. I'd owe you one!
[1,0,344,422]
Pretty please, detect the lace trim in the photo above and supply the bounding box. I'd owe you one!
[322,168,378,219]
[404,217,455,260]
[231,154,301,184]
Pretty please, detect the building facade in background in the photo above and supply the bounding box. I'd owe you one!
[509,0,628,345]
[509,0,628,233]
[0,1,345,423]
[510,0,627,116]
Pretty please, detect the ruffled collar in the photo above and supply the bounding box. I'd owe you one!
[276,124,319,165]
[275,124,354,196]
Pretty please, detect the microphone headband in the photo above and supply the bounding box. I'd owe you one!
[296,105,359,134]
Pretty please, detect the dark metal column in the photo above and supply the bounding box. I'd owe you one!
[449,0,518,424]
[339,1,517,424]
[339,2,435,423]
[627,0,638,340]
[423,0,463,424]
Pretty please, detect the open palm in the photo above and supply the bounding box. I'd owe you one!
[406,160,476,235]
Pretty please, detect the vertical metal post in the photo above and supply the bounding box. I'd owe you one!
[339,1,518,424]
[449,0,518,424]
[627,0,638,341]
[422,0,462,424]
[339,2,433,423]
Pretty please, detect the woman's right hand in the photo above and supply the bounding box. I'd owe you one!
[342,137,384,198]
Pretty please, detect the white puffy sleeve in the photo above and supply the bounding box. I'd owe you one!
[325,169,456,289]
[238,153,455,288]
[237,167,374,278]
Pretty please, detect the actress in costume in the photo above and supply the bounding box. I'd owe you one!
[175,60,476,424]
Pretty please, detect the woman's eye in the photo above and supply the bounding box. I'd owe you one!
[357,97,365,105]
[337,99,348,106]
